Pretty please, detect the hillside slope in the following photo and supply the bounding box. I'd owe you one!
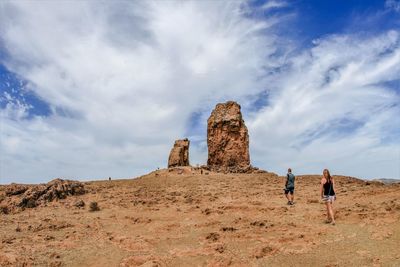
[1,168,399,266]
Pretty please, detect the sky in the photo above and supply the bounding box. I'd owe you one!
[0,0,399,184]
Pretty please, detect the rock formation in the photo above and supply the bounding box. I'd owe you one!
[207,101,251,172]
[1,179,85,212]
[168,138,190,168]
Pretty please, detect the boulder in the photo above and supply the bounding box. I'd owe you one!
[74,200,85,208]
[168,138,190,168]
[207,101,251,172]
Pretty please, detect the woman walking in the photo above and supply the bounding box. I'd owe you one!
[320,169,336,225]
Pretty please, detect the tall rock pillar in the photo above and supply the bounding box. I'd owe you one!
[168,138,190,168]
[207,101,250,172]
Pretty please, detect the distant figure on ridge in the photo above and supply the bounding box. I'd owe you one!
[284,168,295,205]
[320,169,336,225]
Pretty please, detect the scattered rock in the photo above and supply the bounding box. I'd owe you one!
[2,236,16,244]
[89,201,100,212]
[206,232,220,242]
[126,217,152,224]
[44,235,55,241]
[74,200,85,208]
[221,227,237,232]
[250,220,269,227]
[202,208,212,215]
[215,244,226,253]
[253,246,274,258]
[168,138,190,168]
[0,205,9,214]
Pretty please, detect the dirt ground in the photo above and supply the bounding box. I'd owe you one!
[1,168,400,266]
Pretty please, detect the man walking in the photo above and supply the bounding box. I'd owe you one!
[284,168,295,205]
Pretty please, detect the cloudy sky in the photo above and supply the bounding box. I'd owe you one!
[0,0,399,184]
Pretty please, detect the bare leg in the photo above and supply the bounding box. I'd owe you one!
[325,203,331,222]
[285,193,290,202]
[291,193,294,203]
[328,202,335,224]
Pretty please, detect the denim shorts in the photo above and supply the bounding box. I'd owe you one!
[322,195,336,203]
[284,188,294,194]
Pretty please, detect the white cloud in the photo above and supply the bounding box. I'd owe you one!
[0,1,399,183]
[261,0,287,11]
[248,31,400,179]
[386,0,400,13]
[0,1,281,183]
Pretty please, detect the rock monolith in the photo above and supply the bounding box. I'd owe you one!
[207,101,251,172]
[168,138,190,168]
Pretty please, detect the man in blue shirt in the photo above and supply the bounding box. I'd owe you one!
[284,168,295,205]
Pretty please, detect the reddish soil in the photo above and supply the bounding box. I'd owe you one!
[1,168,399,266]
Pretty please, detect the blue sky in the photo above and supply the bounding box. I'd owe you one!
[0,0,399,184]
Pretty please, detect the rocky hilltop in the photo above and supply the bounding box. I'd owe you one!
[1,171,399,266]
[166,101,261,173]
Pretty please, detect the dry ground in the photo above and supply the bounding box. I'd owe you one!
[1,168,400,266]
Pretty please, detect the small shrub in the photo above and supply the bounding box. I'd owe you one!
[0,205,9,214]
[89,201,100,212]
[74,200,85,208]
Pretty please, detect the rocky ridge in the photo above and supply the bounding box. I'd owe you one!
[1,178,85,213]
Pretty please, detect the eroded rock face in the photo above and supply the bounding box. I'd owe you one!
[207,101,251,172]
[1,179,85,212]
[168,138,190,168]
[5,184,28,196]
